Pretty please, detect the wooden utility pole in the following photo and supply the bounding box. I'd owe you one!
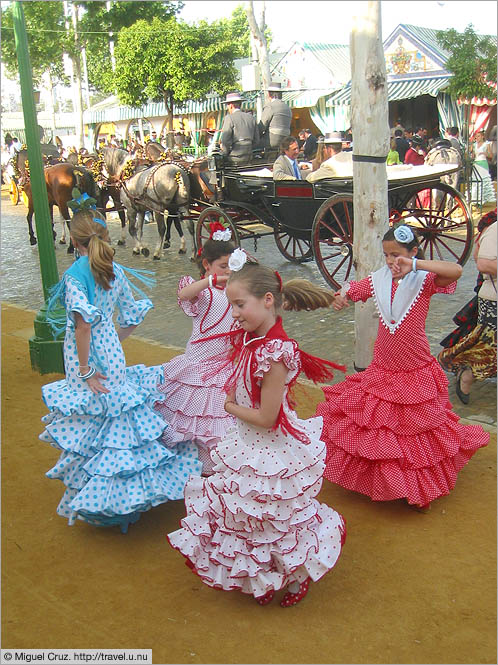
[350,1,390,370]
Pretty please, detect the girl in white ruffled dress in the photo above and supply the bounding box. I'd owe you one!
[40,207,202,532]
[168,253,346,607]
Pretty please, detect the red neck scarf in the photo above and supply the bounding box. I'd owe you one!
[198,317,346,443]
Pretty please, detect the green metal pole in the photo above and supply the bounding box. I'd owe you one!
[12,1,65,374]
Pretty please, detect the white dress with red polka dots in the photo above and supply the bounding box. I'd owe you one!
[168,339,346,599]
[317,272,489,506]
[155,276,236,472]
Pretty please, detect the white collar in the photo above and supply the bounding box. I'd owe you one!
[371,265,428,334]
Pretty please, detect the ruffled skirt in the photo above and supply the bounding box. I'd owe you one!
[40,364,203,531]
[168,416,345,599]
[156,357,235,472]
[316,359,489,506]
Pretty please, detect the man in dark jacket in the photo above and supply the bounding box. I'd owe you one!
[258,82,292,162]
[394,128,409,162]
[220,92,259,166]
[302,128,318,160]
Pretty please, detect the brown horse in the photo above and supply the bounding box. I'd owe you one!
[22,163,96,250]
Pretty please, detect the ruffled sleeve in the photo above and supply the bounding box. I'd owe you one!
[253,339,301,381]
[177,275,208,317]
[65,276,101,326]
[115,265,153,327]
[345,277,373,302]
[425,271,457,296]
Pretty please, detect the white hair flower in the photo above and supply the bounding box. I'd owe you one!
[212,228,232,242]
[228,247,247,272]
[393,225,414,244]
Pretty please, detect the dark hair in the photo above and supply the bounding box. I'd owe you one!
[383,225,424,259]
[280,136,298,153]
[394,129,403,137]
[228,262,334,312]
[196,238,235,276]
[446,126,459,137]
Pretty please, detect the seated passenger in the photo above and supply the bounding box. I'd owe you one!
[305,132,353,182]
[273,136,310,180]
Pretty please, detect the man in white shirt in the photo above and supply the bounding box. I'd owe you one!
[306,132,353,182]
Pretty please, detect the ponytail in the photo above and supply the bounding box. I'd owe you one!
[282,279,335,311]
[70,210,115,290]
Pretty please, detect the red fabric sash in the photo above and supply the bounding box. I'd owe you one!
[195,317,346,442]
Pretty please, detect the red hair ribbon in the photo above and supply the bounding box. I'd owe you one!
[275,270,283,292]
[197,246,203,257]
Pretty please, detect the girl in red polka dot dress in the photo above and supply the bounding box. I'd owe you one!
[316,224,489,511]
[155,229,237,475]
[168,253,346,607]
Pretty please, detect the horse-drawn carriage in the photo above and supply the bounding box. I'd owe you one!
[193,158,473,289]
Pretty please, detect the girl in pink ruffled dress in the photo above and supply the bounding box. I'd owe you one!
[316,224,489,511]
[168,254,346,607]
[155,231,236,474]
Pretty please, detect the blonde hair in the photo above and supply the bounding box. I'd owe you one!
[228,263,334,311]
[311,141,326,171]
[70,210,115,290]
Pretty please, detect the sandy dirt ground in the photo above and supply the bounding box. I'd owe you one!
[2,303,496,664]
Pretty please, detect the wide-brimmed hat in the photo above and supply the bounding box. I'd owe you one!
[323,131,343,144]
[221,92,245,104]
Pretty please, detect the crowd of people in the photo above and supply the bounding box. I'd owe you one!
[38,182,494,608]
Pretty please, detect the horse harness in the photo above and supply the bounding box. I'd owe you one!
[120,160,191,214]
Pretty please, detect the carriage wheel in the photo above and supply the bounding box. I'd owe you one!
[196,207,240,252]
[311,195,354,290]
[21,189,30,208]
[273,225,313,263]
[396,182,473,265]
[9,180,19,205]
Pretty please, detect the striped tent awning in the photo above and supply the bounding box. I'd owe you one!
[326,76,451,106]
[282,89,336,108]
[84,96,229,124]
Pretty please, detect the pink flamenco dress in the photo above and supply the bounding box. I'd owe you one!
[316,267,489,507]
[167,319,346,600]
[155,276,236,474]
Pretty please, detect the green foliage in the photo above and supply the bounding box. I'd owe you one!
[437,25,497,101]
[77,1,183,93]
[112,17,239,109]
[1,1,68,85]
[217,4,272,59]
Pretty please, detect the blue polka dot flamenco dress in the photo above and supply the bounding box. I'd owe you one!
[40,258,202,532]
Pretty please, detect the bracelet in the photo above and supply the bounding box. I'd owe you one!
[212,273,218,287]
[412,257,418,273]
[77,366,96,380]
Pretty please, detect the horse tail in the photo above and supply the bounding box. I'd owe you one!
[73,166,97,199]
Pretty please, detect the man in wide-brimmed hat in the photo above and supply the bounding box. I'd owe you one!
[306,131,353,181]
[219,92,259,166]
[258,81,292,162]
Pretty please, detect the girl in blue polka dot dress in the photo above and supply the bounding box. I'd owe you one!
[40,207,202,532]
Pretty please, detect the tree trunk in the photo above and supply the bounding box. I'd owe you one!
[69,3,84,149]
[350,1,390,370]
[246,1,271,105]
[163,90,175,148]
[46,70,57,140]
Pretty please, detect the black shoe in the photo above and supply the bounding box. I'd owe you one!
[456,369,470,405]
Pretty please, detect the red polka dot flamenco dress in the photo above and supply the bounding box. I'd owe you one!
[316,270,489,507]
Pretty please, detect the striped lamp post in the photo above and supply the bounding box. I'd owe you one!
[12,1,64,374]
